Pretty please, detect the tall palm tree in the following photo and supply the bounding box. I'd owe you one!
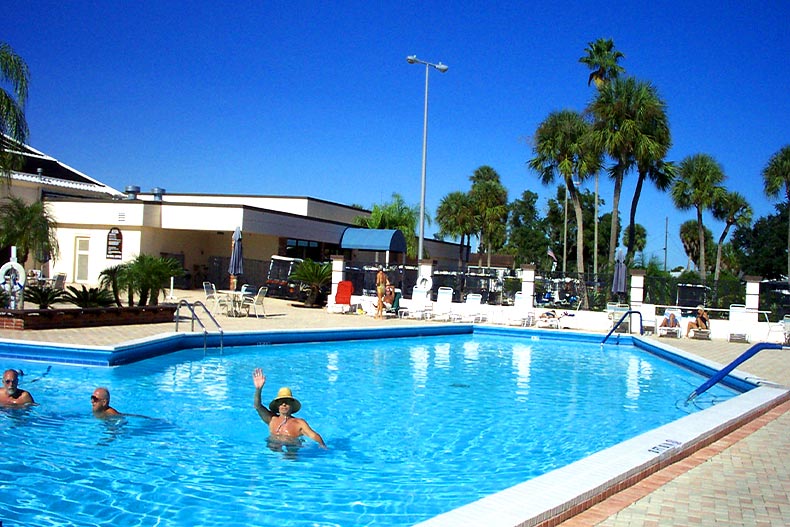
[0,42,30,176]
[762,145,790,279]
[671,154,726,281]
[589,76,660,268]
[622,224,647,257]
[468,166,508,268]
[679,220,714,273]
[529,110,600,307]
[435,191,475,270]
[711,191,752,283]
[353,193,421,259]
[0,196,59,265]
[579,38,625,89]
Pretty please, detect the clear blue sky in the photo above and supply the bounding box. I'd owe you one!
[5,1,789,270]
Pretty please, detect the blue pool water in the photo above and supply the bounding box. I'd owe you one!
[0,332,739,526]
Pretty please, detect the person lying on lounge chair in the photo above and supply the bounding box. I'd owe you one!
[659,312,679,328]
[539,310,557,319]
[383,282,396,308]
[686,305,709,337]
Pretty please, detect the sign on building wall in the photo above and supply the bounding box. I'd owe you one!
[106,227,123,259]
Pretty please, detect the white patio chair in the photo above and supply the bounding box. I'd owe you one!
[241,286,268,318]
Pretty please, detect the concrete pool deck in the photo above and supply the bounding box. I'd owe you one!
[1,290,788,526]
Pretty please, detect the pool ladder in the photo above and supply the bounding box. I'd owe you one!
[601,310,644,345]
[175,300,224,353]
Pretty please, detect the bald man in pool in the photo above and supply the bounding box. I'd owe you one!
[252,368,326,448]
[91,387,120,419]
[1,369,35,406]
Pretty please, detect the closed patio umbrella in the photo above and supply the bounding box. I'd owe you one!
[228,226,243,290]
[611,249,627,301]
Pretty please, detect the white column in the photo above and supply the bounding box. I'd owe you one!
[521,264,536,308]
[329,255,345,306]
[629,270,646,333]
[744,275,761,323]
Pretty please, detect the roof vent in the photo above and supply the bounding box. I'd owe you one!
[37,168,44,178]
[151,187,166,201]
[124,185,140,200]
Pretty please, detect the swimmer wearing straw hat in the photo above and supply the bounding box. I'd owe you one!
[252,368,326,448]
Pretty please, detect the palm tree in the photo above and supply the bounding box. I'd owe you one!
[435,191,475,270]
[588,76,671,268]
[711,191,752,283]
[579,38,625,89]
[353,193,421,259]
[671,154,726,281]
[622,224,647,258]
[1,42,30,176]
[469,168,508,268]
[529,110,600,307]
[762,145,790,279]
[679,220,714,273]
[0,196,59,265]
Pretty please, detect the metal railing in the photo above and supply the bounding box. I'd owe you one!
[175,300,224,353]
[601,310,643,345]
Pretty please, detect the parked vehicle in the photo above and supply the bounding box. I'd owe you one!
[266,256,304,299]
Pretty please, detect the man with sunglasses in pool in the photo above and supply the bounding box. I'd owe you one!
[91,387,120,419]
[252,368,327,449]
[1,369,35,406]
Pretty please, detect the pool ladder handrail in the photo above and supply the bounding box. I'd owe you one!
[601,310,643,345]
[686,341,782,403]
[175,300,224,353]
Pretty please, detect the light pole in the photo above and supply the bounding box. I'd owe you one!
[406,55,448,263]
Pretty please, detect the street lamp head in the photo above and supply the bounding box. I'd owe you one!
[435,62,449,73]
[406,55,418,64]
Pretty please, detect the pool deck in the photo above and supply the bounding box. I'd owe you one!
[2,291,788,526]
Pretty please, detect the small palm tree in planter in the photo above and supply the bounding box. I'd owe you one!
[289,259,331,307]
[23,284,65,309]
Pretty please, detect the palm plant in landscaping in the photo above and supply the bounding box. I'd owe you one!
[63,285,116,308]
[289,259,331,307]
[22,284,64,309]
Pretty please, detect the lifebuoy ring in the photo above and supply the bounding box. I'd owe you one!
[417,275,433,291]
[0,262,25,287]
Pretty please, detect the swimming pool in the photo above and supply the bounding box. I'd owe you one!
[0,327,783,526]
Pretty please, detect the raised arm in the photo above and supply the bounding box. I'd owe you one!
[252,368,273,423]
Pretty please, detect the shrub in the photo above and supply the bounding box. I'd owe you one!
[63,285,116,308]
[22,284,65,309]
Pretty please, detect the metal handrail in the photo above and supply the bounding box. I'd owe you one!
[175,300,224,353]
[687,341,782,402]
[601,310,643,345]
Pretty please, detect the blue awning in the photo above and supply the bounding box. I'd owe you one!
[340,228,407,253]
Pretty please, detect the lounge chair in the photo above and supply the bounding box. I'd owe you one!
[636,303,657,335]
[607,303,630,333]
[51,272,67,291]
[536,309,560,329]
[431,287,454,321]
[657,308,682,338]
[450,293,485,323]
[328,280,354,314]
[507,291,535,327]
[241,286,268,318]
[727,304,750,343]
[399,286,432,319]
[384,290,402,317]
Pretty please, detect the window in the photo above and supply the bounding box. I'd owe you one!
[75,237,90,282]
